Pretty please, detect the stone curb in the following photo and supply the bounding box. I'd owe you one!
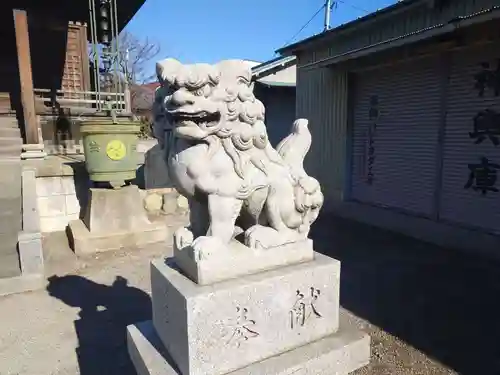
[0,273,46,297]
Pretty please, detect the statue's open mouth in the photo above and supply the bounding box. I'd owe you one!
[167,111,221,129]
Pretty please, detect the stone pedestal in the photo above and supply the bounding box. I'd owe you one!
[127,251,370,375]
[174,238,314,285]
[128,320,369,375]
[68,185,167,255]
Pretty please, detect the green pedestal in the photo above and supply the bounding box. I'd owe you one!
[81,119,141,188]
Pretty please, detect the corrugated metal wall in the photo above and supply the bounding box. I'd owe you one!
[439,44,500,233]
[292,0,500,237]
[350,56,442,216]
[254,84,296,147]
[296,56,348,207]
[298,39,500,234]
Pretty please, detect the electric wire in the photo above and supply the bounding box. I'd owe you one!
[277,0,371,54]
[280,3,326,49]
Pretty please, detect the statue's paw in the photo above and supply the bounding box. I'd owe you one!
[245,225,306,249]
[244,225,281,249]
[191,236,227,261]
[173,227,194,251]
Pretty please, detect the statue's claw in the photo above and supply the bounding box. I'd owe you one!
[173,227,194,251]
[191,236,227,260]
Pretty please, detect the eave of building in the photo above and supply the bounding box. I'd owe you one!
[255,81,296,88]
[0,0,145,31]
[251,56,297,80]
[276,0,422,55]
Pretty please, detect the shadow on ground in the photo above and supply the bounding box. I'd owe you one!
[311,215,500,375]
[47,275,151,375]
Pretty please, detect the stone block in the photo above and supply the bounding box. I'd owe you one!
[82,186,152,233]
[68,213,79,221]
[21,168,41,233]
[151,253,340,375]
[176,196,188,211]
[161,193,179,215]
[61,176,77,195]
[37,195,66,217]
[68,219,168,255]
[40,216,69,232]
[22,143,45,152]
[174,239,314,285]
[144,193,163,213]
[68,185,169,255]
[36,176,64,196]
[65,194,81,215]
[17,231,44,275]
[127,320,370,375]
[21,150,47,160]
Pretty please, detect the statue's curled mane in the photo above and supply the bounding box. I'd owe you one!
[155,59,282,181]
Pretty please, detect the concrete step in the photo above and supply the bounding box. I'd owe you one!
[0,161,21,172]
[0,215,22,234]
[0,114,17,124]
[0,128,20,138]
[0,158,22,166]
[0,160,22,279]
[0,137,22,147]
[0,198,22,234]
[0,233,21,279]
[0,144,22,157]
[0,162,22,234]
[0,163,21,198]
[0,232,18,246]
[0,117,18,127]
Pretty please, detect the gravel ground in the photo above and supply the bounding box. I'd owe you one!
[1,214,498,375]
[312,216,500,375]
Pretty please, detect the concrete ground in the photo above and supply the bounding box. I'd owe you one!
[1,214,499,375]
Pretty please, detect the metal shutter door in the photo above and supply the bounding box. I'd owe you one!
[439,45,500,233]
[350,57,441,216]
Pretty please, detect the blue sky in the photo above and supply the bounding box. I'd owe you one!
[125,0,396,73]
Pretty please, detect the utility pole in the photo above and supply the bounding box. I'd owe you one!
[324,0,332,31]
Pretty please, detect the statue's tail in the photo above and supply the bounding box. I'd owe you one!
[276,119,323,234]
[276,118,312,177]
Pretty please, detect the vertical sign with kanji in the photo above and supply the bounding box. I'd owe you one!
[365,95,379,184]
[465,60,500,196]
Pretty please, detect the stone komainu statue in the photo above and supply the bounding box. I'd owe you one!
[152,58,323,256]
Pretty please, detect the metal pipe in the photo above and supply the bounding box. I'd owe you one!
[88,0,99,110]
[90,0,102,110]
[324,0,332,31]
[111,0,122,110]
